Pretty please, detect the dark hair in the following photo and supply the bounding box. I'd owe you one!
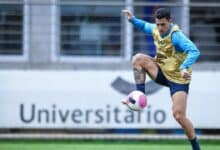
[155,8,171,20]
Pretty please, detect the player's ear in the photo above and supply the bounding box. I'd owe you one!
[168,18,172,23]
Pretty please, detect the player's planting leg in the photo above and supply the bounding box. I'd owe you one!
[132,53,158,94]
[172,91,201,150]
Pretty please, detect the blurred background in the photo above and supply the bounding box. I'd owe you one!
[0,0,220,146]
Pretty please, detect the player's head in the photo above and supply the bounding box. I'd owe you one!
[154,8,172,35]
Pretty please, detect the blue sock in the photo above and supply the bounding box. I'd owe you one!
[136,83,145,93]
[190,137,201,150]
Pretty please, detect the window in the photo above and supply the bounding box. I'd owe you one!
[133,5,156,57]
[190,5,220,60]
[60,4,122,57]
[0,4,23,55]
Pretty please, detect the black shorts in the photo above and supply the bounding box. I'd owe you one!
[155,67,189,96]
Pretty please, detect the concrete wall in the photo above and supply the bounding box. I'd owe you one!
[29,0,52,64]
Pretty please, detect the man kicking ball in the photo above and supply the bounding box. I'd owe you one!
[122,8,201,150]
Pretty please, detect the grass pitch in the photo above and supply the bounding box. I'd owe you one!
[0,140,219,150]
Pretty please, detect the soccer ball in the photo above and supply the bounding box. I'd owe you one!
[122,90,147,111]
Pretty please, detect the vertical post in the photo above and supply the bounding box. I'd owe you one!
[23,0,30,61]
[181,0,190,36]
[29,0,53,64]
[51,0,58,62]
[124,0,133,61]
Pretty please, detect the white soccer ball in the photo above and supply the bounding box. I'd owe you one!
[122,90,147,111]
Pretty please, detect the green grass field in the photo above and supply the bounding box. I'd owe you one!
[0,140,220,150]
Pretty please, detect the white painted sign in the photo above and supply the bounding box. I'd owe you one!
[0,70,219,129]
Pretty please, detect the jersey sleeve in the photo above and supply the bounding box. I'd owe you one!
[171,31,200,70]
[129,16,156,35]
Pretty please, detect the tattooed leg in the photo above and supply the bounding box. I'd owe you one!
[133,68,146,93]
[133,68,146,84]
[131,53,158,93]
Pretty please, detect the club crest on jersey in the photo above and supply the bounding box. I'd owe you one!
[158,40,164,46]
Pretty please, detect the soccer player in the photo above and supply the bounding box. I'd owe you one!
[122,8,201,150]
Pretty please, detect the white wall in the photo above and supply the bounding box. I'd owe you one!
[0,70,219,129]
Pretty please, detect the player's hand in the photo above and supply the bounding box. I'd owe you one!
[121,9,133,20]
[180,69,191,80]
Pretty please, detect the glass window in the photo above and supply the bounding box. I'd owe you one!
[0,4,23,55]
[60,5,122,57]
[133,5,157,57]
[190,6,220,60]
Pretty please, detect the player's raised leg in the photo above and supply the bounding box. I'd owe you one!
[132,53,158,93]
[172,91,201,150]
